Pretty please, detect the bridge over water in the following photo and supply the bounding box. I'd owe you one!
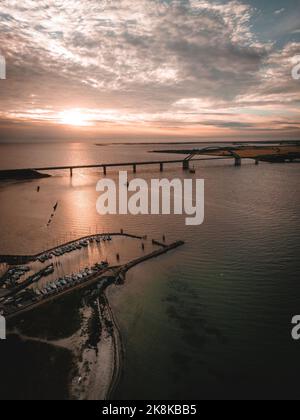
[1,144,297,179]
[0,155,246,178]
[31,156,235,176]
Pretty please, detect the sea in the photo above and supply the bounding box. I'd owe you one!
[0,141,299,399]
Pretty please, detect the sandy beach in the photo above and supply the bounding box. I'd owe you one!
[68,294,122,401]
[61,294,122,401]
[10,291,122,401]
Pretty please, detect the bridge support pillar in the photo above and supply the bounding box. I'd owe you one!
[160,163,164,172]
[183,160,190,170]
[103,166,107,176]
[235,157,241,167]
[133,164,137,174]
[255,159,259,165]
[70,168,73,177]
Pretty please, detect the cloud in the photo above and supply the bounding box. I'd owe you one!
[236,43,300,105]
[0,0,299,140]
[274,8,285,15]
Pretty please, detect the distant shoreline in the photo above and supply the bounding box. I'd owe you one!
[95,140,300,147]
[0,169,50,181]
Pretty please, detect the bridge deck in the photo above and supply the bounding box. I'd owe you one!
[32,157,229,171]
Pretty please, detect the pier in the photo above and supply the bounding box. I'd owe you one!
[0,232,143,265]
[120,240,184,275]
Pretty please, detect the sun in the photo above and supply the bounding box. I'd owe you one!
[59,110,90,126]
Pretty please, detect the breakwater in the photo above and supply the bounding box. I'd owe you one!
[0,232,143,265]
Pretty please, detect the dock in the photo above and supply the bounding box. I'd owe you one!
[0,232,143,265]
[119,240,184,276]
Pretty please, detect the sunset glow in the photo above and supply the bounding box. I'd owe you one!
[0,0,299,142]
[59,110,91,127]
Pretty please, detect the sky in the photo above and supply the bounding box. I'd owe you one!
[0,0,299,142]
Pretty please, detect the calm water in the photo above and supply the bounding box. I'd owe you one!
[0,142,300,399]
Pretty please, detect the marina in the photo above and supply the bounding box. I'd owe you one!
[0,232,184,320]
